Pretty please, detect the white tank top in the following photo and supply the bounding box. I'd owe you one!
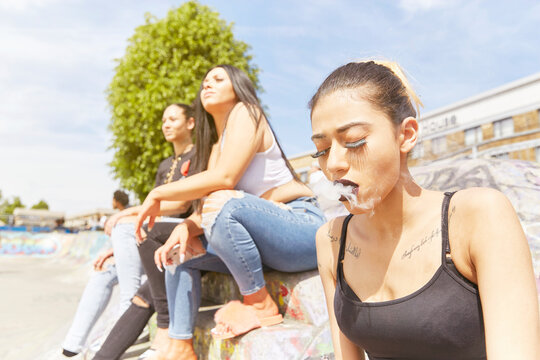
[221,129,293,196]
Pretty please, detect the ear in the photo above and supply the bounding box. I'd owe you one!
[399,116,418,153]
[187,117,195,131]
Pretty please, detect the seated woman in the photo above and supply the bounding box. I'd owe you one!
[135,64,326,360]
[93,103,197,360]
[311,60,540,359]
[63,103,196,359]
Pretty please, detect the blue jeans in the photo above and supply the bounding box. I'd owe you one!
[165,194,325,339]
[62,264,118,353]
[62,223,144,353]
[111,222,145,311]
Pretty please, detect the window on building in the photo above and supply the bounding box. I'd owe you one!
[431,136,447,155]
[492,152,509,160]
[464,126,483,146]
[493,118,513,139]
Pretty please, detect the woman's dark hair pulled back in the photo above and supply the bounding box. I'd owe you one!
[309,61,422,125]
[172,103,194,121]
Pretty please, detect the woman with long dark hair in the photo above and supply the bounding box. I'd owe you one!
[311,60,540,359]
[135,65,325,359]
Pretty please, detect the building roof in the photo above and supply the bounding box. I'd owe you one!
[421,71,540,120]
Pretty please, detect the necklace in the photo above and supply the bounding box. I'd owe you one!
[164,144,193,184]
[164,155,181,184]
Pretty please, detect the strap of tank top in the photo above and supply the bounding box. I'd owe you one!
[441,191,457,266]
[337,214,354,268]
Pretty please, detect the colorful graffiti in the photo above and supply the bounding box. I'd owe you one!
[0,230,110,262]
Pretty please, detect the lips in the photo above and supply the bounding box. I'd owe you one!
[334,179,358,188]
[334,179,359,202]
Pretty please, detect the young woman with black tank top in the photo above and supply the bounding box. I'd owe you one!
[310,60,540,360]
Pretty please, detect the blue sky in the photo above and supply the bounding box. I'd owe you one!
[1,0,539,214]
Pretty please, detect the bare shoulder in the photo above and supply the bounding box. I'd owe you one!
[316,216,348,276]
[228,102,264,125]
[451,187,524,255]
[451,187,515,218]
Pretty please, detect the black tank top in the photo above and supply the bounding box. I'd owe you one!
[334,192,486,360]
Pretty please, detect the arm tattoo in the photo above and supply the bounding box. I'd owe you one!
[327,228,339,243]
[402,227,441,260]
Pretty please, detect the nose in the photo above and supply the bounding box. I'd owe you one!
[325,141,349,180]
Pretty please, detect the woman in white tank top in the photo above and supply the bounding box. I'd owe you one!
[135,65,326,359]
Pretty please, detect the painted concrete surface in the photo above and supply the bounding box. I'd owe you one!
[196,270,333,359]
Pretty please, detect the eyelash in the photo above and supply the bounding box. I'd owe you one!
[311,138,366,158]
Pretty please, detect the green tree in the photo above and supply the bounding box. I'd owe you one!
[108,1,260,201]
[31,200,49,210]
[0,196,25,215]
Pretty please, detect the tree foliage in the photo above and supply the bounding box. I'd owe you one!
[0,196,25,215]
[31,200,49,210]
[108,1,260,201]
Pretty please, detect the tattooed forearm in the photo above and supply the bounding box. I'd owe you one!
[346,242,361,258]
[402,227,441,260]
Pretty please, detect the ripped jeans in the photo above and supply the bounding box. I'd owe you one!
[165,192,326,339]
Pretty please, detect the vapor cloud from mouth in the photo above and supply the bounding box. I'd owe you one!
[312,179,379,213]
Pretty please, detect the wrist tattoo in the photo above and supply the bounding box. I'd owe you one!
[402,227,441,260]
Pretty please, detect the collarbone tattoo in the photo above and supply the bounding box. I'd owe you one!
[401,227,441,260]
[346,242,361,258]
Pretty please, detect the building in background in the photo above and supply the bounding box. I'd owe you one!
[12,208,65,229]
[65,208,117,230]
[289,151,316,183]
[410,72,540,166]
[289,71,540,177]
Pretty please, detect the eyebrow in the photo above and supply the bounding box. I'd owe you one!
[311,121,370,140]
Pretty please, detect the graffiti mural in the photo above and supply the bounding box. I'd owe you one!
[0,231,110,262]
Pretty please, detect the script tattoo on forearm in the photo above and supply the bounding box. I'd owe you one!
[402,227,441,260]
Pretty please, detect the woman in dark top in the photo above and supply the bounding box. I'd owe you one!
[93,103,196,359]
[310,60,540,359]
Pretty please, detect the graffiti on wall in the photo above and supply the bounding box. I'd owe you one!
[0,231,110,262]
